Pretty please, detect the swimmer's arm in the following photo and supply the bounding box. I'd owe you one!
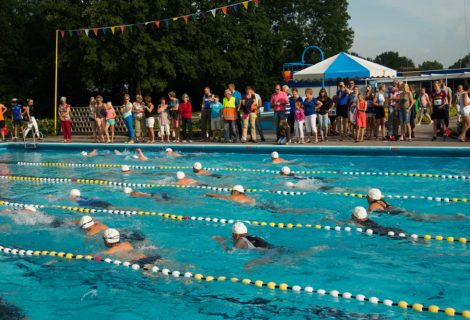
[70,219,80,225]
[212,236,230,252]
[205,194,230,200]
[321,217,351,225]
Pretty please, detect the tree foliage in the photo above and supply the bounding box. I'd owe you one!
[0,0,354,116]
[449,54,470,69]
[418,60,443,71]
[373,51,415,71]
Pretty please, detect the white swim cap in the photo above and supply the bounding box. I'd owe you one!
[121,165,130,172]
[271,151,279,159]
[281,166,291,175]
[166,148,173,153]
[24,205,36,212]
[123,187,133,194]
[353,206,368,220]
[176,171,185,180]
[367,188,383,201]
[103,228,120,244]
[80,151,88,156]
[232,222,248,234]
[193,162,202,170]
[79,215,95,229]
[232,185,244,193]
[70,189,81,197]
[285,182,295,188]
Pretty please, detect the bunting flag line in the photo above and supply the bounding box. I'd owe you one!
[58,0,259,39]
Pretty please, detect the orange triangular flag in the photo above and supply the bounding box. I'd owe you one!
[242,1,249,9]
[110,26,115,34]
[183,16,189,24]
[221,7,227,15]
[60,30,65,38]
[92,28,99,36]
[155,20,160,28]
[120,25,126,33]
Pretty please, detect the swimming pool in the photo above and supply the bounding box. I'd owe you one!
[0,144,469,319]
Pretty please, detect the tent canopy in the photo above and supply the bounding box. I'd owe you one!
[293,52,397,81]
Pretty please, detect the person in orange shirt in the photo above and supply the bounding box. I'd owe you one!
[355,92,367,142]
[0,104,7,142]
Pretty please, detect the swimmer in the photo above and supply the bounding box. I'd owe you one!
[367,188,392,212]
[271,151,288,164]
[212,222,270,251]
[192,162,222,178]
[134,148,148,161]
[0,205,62,227]
[121,165,134,174]
[0,297,26,320]
[279,166,295,177]
[165,148,182,157]
[81,149,97,157]
[123,187,170,201]
[114,149,130,156]
[69,189,113,209]
[205,185,256,204]
[71,215,108,237]
[175,171,197,186]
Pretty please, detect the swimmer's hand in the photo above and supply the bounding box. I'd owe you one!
[212,236,229,251]
[211,236,224,243]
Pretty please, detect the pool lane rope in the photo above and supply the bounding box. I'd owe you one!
[14,161,470,181]
[1,174,469,204]
[0,245,468,318]
[0,200,467,245]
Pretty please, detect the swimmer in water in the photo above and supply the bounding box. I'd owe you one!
[121,165,134,174]
[279,166,296,177]
[81,149,97,157]
[175,171,197,186]
[71,215,108,237]
[271,151,288,164]
[165,148,182,157]
[134,148,148,161]
[366,188,469,221]
[212,222,270,251]
[69,189,113,209]
[0,297,26,320]
[114,149,130,156]
[0,205,62,227]
[192,162,222,178]
[205,185,256,204]
[123,187,170,201]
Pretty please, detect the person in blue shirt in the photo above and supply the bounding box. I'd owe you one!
[334,81,351,141]
[229,83,242,140]
[210,95,223,142]
[10,98,23,141]
[303,88,322,144]
[288,89,303,142]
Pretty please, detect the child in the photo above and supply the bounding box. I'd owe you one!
[11,99,23,141]
[294,100,305,144]
[158,98,170,143]
[355,93,367,142]
[105,102,116,143]
[179,93,193,143]
[210,95,223,142]
[278,119,290,145]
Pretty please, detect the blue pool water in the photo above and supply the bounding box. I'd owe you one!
[0,145,469,319]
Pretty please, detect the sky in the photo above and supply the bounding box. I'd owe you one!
[348,0,470,68]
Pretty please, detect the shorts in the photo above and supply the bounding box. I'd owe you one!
[13,119,22,126]
[431,108,445,120]
[146,117,155,128]
[375,108,385,119]
[169,110,179,119]
[399,109,411,125]
[211,118,222,130]
[160,124,170,135]
[0,120,5,129]
[106,119,115,126]
[461,105,470,116]
[304,114,317,133]
[336,104,348,118]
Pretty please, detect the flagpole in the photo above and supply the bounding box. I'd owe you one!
[54,29,59,135]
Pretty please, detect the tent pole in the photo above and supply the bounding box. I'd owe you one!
[54,30,59,135]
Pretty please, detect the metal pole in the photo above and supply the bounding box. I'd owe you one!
[54,30,59,135]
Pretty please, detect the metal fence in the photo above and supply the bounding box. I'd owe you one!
[70,107,127,133]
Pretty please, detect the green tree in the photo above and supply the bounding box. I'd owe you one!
[418,60,443,70]
[373,51,415,71]
[449,54,470,69]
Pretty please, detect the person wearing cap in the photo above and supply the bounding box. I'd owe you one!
[191,162,222,178]
[123,187,170,201]
[212,222,270,251]
[69,189,113,209]
[205,185,255,204]
[271,151,287,164]
[80,149,97,157]
[72,215,108,237]
[366,188,392,212]
[175,171,197,186]
[279,166,295,177]
[121,165,133,174]
[10,98,23,141]
[134,148,148,161]
[165,148,182,157]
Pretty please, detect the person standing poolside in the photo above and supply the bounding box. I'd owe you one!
[158,98,170,143]
[168,91,180,143]
[205,185,255,204]
[441,80,452,130]
[335,81,350,141]
[303,88,321,144]
[365,86,375,140]
[222,90,238,143]
[253,88,265,142]
[387,80,401,141]
[431,81,447,141]
[10,98,23,142]
[398,83,415,142]
[417,87,432,126]
[317,88,334,142]
[22,98,41,141]
[132,94,146,143]
[373,84,387,140]
[95,95,107,143]
[180,93,193,143]
[410,84,419,138]
[72,215,108,237]
[58,97,72,143]
[144,96,156,143]
[228,83,242,139]
[88,97,98,142]
[0,104,6,142]
[355,92,367,142]
[293,100,305,144]
[104,102,116,143]
[289,88,303,142]
[270,84,289,141]
[455,84,464,124]
[210,95,223,142]
[458,86,470,142]
[121,94,135,144]
[240,86,258,143]
[200,87,214,141]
